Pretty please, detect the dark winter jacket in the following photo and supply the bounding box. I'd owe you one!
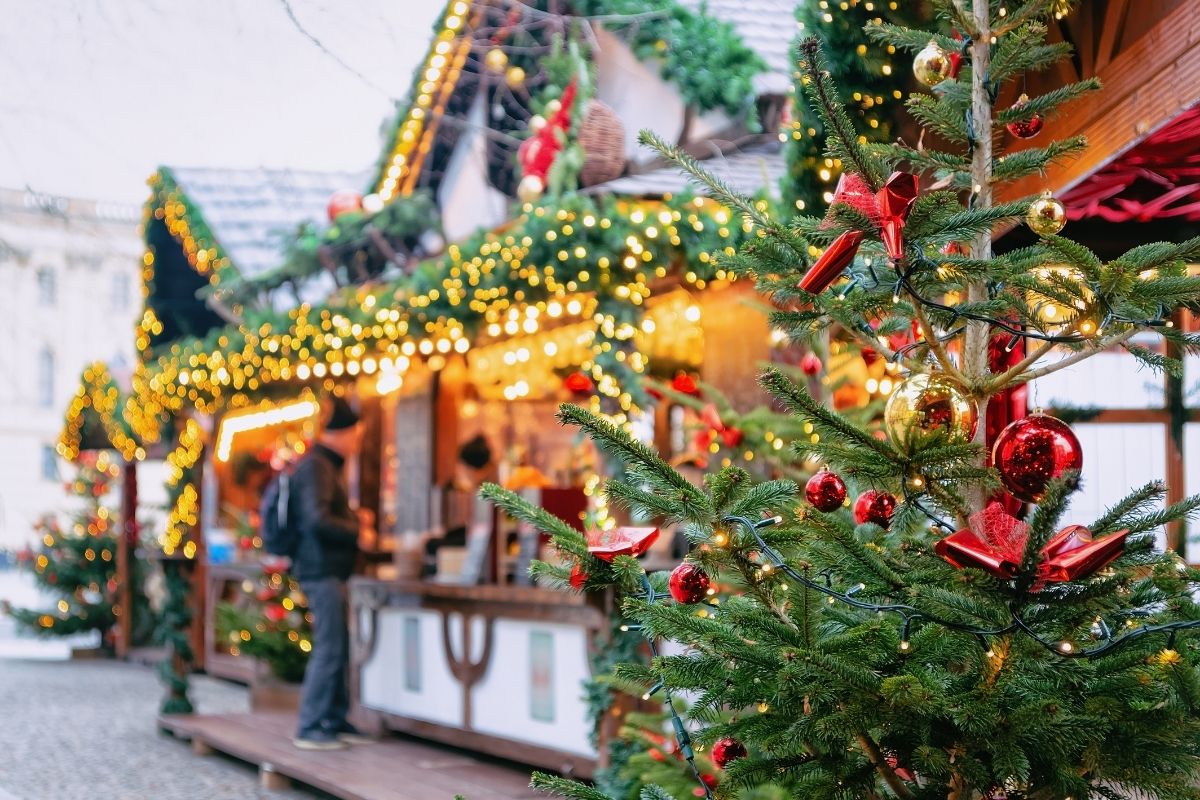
[289,444,359,582]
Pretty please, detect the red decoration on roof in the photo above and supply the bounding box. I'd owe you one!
[1061,105,1200,223]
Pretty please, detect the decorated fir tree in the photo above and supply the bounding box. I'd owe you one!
[6,453,124,641]
[485,2,1200,799]
[215,561,313,683]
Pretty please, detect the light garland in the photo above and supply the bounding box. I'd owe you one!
[139,194,749,413]
[215,397,319,462]
[162,418,204,558]
[58,362,145,463]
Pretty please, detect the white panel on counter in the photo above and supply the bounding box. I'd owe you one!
[1035,350,1165,410]
[470,619,596,758]
[360,608,462,726]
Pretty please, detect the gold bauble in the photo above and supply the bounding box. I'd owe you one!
[484,48,509,73]
[884,373,977,453]
[517,174,545,202]
[505,65,526,88]
[1026,192,1067,236]
[913,40,951,87]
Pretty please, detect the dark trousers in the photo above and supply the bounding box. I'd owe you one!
[296,577,349,738]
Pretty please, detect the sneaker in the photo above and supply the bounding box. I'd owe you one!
[293,731,347,750]
[331,723,375,745]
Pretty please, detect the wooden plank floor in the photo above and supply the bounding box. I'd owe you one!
[160,712,543,800]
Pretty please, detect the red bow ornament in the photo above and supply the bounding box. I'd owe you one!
[935,501,1127,585]
[586,526,660,562]
[797,171,919,294]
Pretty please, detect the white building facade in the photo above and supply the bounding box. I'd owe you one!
[0,187,141,549]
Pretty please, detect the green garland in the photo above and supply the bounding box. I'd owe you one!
[157,558,195,715]
[576,0,765,120]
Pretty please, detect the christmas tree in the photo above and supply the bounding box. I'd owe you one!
[485,2,1200,798]
[6,453,124,640]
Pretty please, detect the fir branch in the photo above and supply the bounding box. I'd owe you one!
[556,404,712,514]
[1123,343,1183,377]
[995,79,1101,123]
[1021,473,1079,574]
[797,37,885,191]
[907,95,970,144]
[864,22,958,53]
[1088,481,1165,535]
[727,480,798,518]
[1110,235,1200,274]
[531,773,613,799]
[759,367,898,460]
[920,199,1032,241]
[481,483,587,554]
[992,136,1088,183]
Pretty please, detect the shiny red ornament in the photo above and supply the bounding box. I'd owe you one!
[992,414,1082,502]
[586,526,659,562]
[800,352,822,376]
[1005,94,1044,139]
[326,189,364,221]
[805,471,847,512]
[563,371,594,396]
[853,490,896,528]
[264,604,288,623]
[569,563,588,590]
[672,372,700,396]
[668,562,711,604]
[710,736,747,769]
[861,346,880,366]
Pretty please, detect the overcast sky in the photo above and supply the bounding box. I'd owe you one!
[0,1,444,205]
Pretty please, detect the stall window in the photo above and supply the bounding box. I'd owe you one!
[36,267,56,306]
[37,347,55,407]
[40,445,58,481]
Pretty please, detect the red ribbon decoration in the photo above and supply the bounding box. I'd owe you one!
[797,171,918,294]
[586,526,660,562]
[986,332,1029,516]
[935,502,1127,586]
[798,230,865,294]
[877,171,919,261]
[518,79,578,183]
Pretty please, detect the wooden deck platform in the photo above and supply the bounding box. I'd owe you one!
[159,711,543,800]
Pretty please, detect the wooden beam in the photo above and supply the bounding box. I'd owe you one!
[997,0,1200,203]
[1093,0,1131,73]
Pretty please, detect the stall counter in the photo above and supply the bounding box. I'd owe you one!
[349,578,608,777]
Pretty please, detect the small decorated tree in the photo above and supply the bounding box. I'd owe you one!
[484,2,1200,798]
[215,561,312,683]
[6,453,124,641]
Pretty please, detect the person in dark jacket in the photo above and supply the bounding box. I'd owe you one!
[291,396,369,750]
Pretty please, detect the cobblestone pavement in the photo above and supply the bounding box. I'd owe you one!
[0,658,323,800]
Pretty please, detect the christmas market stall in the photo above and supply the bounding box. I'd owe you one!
[132,0,811,778]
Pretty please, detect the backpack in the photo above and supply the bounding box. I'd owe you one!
[260,464,298,557]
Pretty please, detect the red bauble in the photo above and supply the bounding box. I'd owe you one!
[720,427,744,448]
[264,604,288,623]
[668,562,711,604]
[805,471,847,512]
[861,346,880,366]
[563,371,594,396]
[992,413,1082,503]
[800,353,822,376]
[569,563,588,590]
[854,490,897,529]
[326,189,364,221]
[672,372,700,396]
[710,736,747,769]
[1005,94,1044,139]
